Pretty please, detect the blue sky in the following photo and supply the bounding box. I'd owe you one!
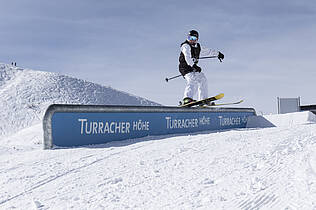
[1,0,316,113]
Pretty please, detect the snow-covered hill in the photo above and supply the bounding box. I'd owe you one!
[0,63,159,136]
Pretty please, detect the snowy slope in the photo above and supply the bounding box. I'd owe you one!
[1,111,316,209]
[0,63,159,136]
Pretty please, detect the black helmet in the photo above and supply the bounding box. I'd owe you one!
[189,30,199,39]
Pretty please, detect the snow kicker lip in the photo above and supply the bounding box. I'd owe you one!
[43,104,256,149]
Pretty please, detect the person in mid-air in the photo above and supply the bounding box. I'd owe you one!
[179,30,224,105]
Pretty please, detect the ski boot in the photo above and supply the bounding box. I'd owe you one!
[182,97,196,105]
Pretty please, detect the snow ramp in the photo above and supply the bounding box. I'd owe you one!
[247,111,316,128]
[43,104,256,149]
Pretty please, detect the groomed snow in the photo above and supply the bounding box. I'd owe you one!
[1,64,316,209]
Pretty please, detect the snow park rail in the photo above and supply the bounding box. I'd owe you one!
[43,104,256,149]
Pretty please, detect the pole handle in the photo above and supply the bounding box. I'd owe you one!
[165,74,182,82]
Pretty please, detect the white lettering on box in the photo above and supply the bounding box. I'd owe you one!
[78,119,132,135]
[218,116,241,127]
[165,116,199,129]
[78,118,148,135]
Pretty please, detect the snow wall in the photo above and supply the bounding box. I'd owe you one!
[43,104,256,149]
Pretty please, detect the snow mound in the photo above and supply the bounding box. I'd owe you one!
[264,111,316,127]
[0,63,159,136]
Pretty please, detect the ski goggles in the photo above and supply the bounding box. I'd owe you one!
[188,35,198,41]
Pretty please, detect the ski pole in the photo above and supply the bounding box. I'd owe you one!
[165,56,222,82]
[165,74,182,82]
[199,56,222,62]
[199,56,218,59]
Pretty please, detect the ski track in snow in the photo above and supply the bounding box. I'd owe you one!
[1,63,316,209]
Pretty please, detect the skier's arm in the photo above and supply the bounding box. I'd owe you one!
[200,46,220,57]
[181,44,195,67]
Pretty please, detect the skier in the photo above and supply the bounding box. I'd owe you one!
[179,30,224,105]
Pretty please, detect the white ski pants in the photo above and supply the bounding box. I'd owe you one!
[183,72,208,100]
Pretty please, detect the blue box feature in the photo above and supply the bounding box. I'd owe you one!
[43,105,256,149]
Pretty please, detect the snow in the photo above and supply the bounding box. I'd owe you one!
[264,111,316,127]
[1,63,316,209]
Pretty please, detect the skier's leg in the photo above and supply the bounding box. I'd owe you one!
[184,72,198,100]
[197,72,208,100]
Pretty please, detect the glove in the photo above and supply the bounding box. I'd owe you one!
[192,64,201,72]
[218,51,224,60]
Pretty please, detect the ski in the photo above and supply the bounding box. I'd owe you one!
[179,93,224,107]
[208,99,244,106]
